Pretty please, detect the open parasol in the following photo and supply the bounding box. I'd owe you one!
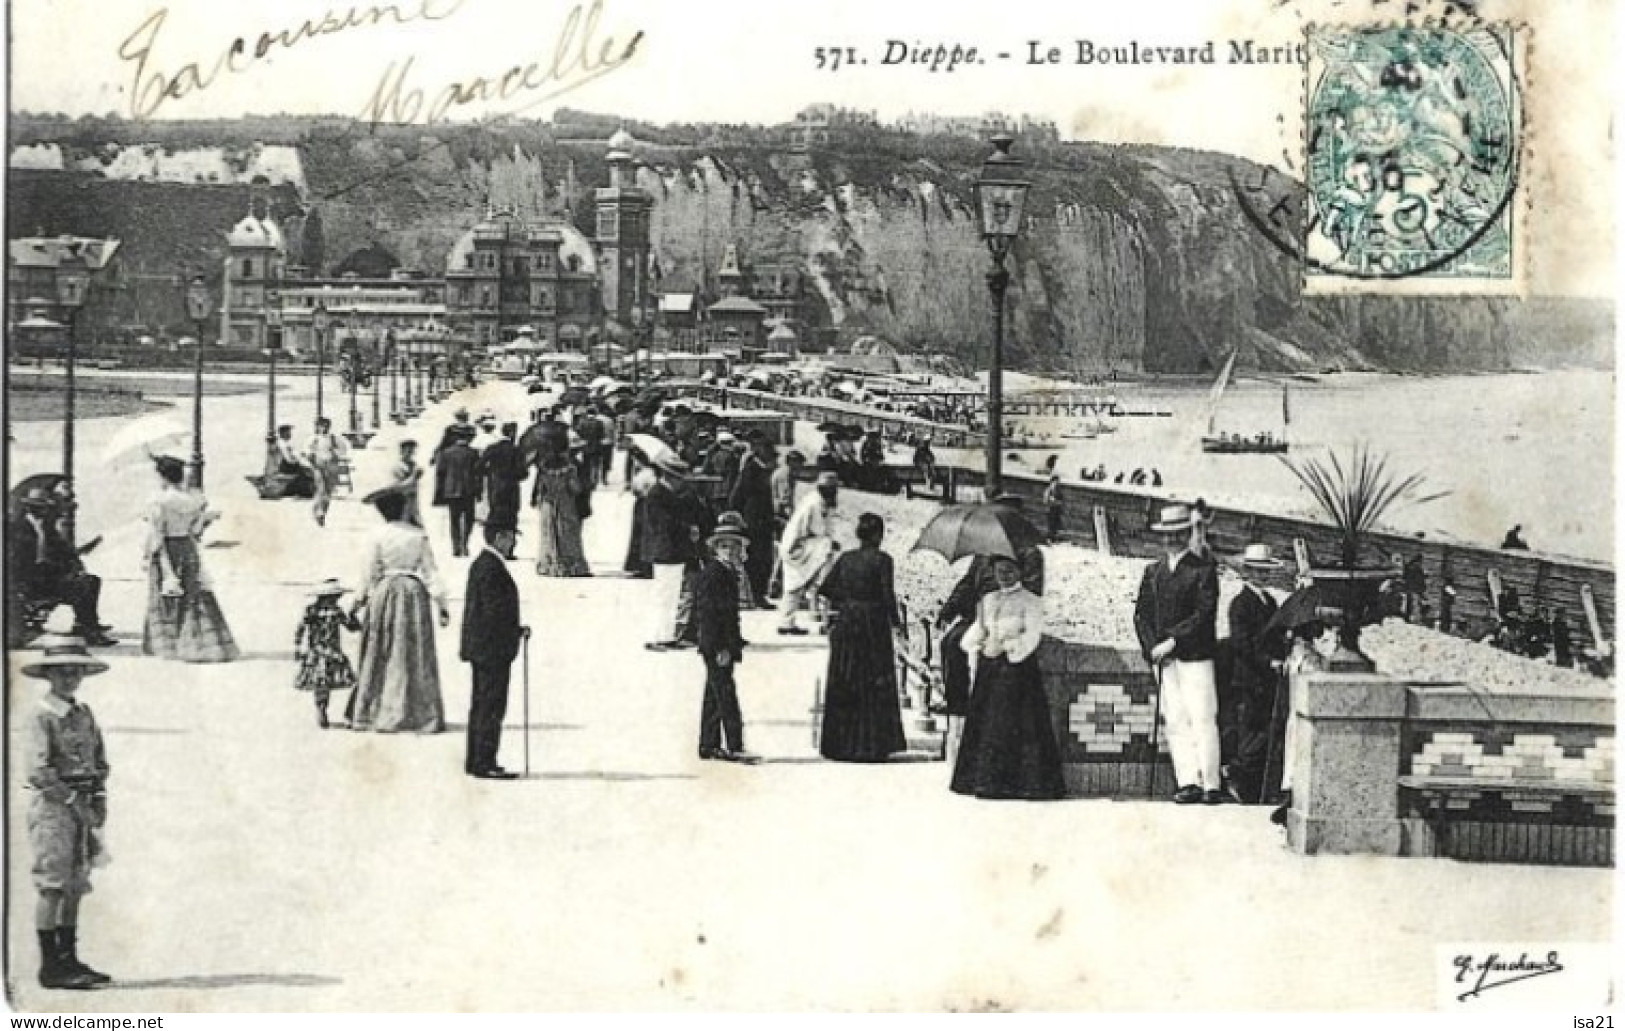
[911,503,1045,563]
[98,413,192,469]
[1262,585,1337,639]
[626,433,686,473]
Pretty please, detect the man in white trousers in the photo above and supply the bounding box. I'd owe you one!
[1133,503,1224,804]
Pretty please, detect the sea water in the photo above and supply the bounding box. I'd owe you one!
[979,368,1613,564]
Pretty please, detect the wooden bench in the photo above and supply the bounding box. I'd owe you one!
[1398,774,1614,866]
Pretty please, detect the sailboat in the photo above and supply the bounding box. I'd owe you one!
[1200,351,1291,454]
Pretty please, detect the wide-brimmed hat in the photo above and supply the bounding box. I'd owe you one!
[477,409,498,424]
[1150,503,1195,533]
[785,451,807,465]
[450,424,477,440]
[18,487,55,511]
[715,510,749,533]
[453,407,470,420]
[308,578,350,600]
[715,431,737,445]
[20,635,109,678]
[815,471,840,488]
[707,524,749,548]
[361,483,411,506]
[1227,543,1285,570]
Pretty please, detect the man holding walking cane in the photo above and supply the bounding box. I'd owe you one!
[460,524,524,780]
[1134,503,1224,805]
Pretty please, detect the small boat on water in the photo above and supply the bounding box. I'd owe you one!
[1199,351,1293,455]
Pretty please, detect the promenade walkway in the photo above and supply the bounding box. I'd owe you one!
[4,379,1610,1011]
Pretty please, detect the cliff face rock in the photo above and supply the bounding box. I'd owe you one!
[7,120,1609,370]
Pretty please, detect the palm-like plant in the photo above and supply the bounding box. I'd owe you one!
[1279,445,1446,568]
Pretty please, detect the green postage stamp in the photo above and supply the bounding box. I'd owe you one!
[1303,24,1525,295]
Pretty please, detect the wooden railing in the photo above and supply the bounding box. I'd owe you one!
[685,385,1615,642]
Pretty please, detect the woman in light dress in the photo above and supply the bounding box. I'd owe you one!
[141,455,239,663]
[345,487,449,734]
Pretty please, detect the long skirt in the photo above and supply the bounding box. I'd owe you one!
[820,602,907,762]
[347,574,445,733]
[142,537,240,663]
[536,490,591,577]
[950,655,1065,800]
[624,497,651,576]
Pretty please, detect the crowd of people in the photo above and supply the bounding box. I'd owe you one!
[7,373,1606,991]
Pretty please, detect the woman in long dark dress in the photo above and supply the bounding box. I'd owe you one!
[950,555,1064,800]
[817,513,907,762]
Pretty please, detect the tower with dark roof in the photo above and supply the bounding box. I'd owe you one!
[594,144,653,336]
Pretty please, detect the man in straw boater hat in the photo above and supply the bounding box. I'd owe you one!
[692,515,758,762]
[1219,542,1287,804]
[21,630,114,989]
[1133,502,1225,805]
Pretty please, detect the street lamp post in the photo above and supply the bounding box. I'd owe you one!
[370,332,382,431]
[388,331,402,424]
[184,273,213,490]
[312,301,331,423]
[55,264,90,541]
[973,133,1032,501]
[264,294,283,448]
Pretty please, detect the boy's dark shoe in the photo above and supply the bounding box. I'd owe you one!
[37,931,95,990]
[59,929,110,985]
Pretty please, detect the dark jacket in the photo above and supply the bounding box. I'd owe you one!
[641,479,711,565]
[433,443,480,504]
[1134,552,1220,664]
[726,454,776,538]
[1224,585,1281,694]
[938,548,1045,626]
[479,439,526,505]
[9,512,80,587]
[693,556,744,663]
[460,549,522,666]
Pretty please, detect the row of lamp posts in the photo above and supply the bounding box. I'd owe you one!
[47,138,1020,522]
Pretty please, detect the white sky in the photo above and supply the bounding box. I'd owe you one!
[5,0,1616,295]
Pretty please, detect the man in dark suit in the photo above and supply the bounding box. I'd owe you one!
[693,521,756,762]
[459,523,525,779]
[642,457,712,650]
[1134,503,1222,805]
[7,490,114,647]
[433,424,480,556]
[1219,544,1285,803]
[477,423,526,558]
[935,494,1044,720]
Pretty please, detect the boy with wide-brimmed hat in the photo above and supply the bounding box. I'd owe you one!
[22,633,113,989]
[692,520,758,762]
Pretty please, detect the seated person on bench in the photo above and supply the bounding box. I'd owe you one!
[7,487,115,646]
[261,424,317,499]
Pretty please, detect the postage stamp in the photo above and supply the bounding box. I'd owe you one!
[1302,23,1526,295]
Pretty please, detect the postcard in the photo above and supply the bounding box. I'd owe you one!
[3,0,1614,1015]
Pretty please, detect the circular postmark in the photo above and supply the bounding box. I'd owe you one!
[1301,25,1520,281]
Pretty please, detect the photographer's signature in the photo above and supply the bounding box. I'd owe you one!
[1454,950,1564,1002]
